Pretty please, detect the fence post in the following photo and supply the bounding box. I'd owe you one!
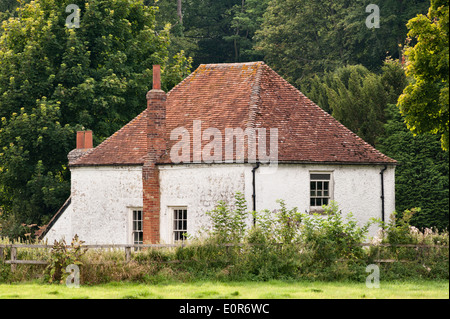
[11,247,17,272]
[125,246,131,262]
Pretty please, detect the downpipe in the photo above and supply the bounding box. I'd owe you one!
[380,165,388,225]
[252,162,261,226]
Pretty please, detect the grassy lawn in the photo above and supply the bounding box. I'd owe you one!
[0,280,448,299]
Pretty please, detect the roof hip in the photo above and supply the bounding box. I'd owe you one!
[70,62,397,167]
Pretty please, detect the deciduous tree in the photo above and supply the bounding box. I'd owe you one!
[0,0,191,237]
[397,0,449,151]
[255,0,429,87]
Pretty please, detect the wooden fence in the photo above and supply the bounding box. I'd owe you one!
[0,243,186,272]
[0,242,448,272]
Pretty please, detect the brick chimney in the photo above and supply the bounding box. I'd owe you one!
[142,65,167,244]
[68,130,94,165]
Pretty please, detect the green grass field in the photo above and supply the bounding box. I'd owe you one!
[0,280,448,299]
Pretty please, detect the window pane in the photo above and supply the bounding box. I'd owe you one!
[174,231,185,241]
[173,208,187,241]
[131,210,143,245]
[310,173,332,208]
[311,173,330,180]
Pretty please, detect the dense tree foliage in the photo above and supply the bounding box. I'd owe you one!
[0,102,75,236]
[151,0,268,67]
[378,104,449,230]
[0,0,20,24]
[154,0,429,82]
[304,61,407,146]
[397,0,449,151]
[0,0,20,13]
[0,0,191,236]
[254,0,429,87]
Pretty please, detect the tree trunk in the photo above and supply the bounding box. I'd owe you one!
[234,0,246,62]
[177,0,183,24]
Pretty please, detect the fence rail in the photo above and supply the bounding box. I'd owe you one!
[1,242,448,272]
[0,243,189,271]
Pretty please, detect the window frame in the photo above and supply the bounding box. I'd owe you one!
[129,208,144,246]
[172,207,188,243]
[309,171,334,212]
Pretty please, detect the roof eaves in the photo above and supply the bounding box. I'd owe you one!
[156,160,398,166]
[69,162,144,168]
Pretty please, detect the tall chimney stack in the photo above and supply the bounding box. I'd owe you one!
[153,65,161,90]
[142,65,167,244]
[146,65,166,160]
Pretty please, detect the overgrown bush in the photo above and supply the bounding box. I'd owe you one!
[44,235,87,284]
[253,199,302,244]
[368,209,449,280]
[301,201,372,266]
[205,191,249,244]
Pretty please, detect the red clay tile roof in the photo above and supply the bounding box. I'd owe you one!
[71,110,148,166]
[71,62,396,166]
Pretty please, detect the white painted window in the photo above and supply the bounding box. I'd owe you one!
[310,172,333,210]
[131,209,143,245]
[173,208,187,242]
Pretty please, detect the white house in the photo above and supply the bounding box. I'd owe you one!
[40,62,396,245]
